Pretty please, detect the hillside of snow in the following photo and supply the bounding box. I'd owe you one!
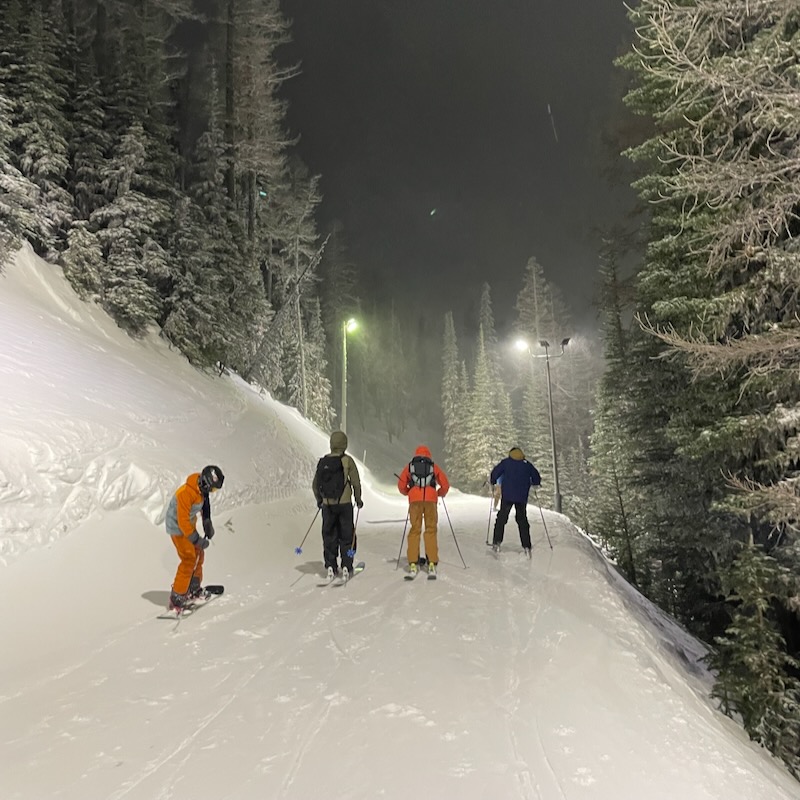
[0,246,797,799]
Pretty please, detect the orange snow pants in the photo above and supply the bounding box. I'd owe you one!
[171,534,204,595]
[407,500,439,565]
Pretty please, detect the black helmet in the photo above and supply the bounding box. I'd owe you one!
[199,465,224,494]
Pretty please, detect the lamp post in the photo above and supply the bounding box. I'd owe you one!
[514,336,571,513]
[341,317,358,434]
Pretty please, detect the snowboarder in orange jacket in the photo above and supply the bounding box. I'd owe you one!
[165,465,224,609]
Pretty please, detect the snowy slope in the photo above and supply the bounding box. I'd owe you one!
[0,246,797,800]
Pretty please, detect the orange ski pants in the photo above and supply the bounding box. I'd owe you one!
[171,534,204,595]
[407,500,439,564]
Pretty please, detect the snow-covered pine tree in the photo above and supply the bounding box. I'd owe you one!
[304,297,334,430]
[5,1,72,258]
[442,312,470,486]
[67,54,111,221]
[0,93,36,267]
[463,326,499,490]
[271,167,322,411]
[230,0,295,251]
[556,335,600,522]
[186,75,260,372]
[90,122,166,333]
[61,220,103,299]
[588,237,644,587]
[478,283,517,463]
[161,195,225,365]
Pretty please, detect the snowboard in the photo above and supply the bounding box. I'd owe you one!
[157,585,224,619]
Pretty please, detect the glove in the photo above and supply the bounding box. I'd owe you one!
[203,518,215,539]
[197,536,211,550]
[317,499,323,509]
[188,530,200,545]
[356,499,363,509]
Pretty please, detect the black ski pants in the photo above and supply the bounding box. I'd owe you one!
[321,503,356,571]
[493,500,532,549]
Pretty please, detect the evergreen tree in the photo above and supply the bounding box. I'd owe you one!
[709,543,800,777]
[8,2,73,257]
[162,195,227,365]
[90,122,166,333]
[61,220,103,299]
[463,327,497,490]
[478,283,517,462]
[68,57,111,221]
[442,312,461,476]
[0,93,36,267]
[304,297,334,430]
[588,237,642,585]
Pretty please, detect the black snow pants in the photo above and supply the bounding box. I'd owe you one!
[321,503,356,572]
[493,500,532,549]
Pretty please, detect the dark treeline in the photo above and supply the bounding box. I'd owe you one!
[586,0,800,777]
[1,0,334,427]
[0,0,447,444]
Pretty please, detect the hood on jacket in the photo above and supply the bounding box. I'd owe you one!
[330,431,348,451]
[508,447,525,460]
[414,445,432,459]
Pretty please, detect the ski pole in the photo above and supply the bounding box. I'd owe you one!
[440,497,467,568]
[294,507,321,554]
[347,505,360,558]
[533,490,553,550]
[395,509,410,569]
[485,490,494,545]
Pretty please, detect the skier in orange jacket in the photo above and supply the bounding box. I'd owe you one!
[397,446,449,577]
[165,465,224,609]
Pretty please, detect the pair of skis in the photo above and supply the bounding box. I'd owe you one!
[317,561,365,587]
[490,544,532,559]
[405,564,437,581]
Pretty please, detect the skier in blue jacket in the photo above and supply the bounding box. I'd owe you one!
[490,447,541,555]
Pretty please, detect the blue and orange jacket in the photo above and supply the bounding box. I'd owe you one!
[397,446,450,503]
[165,473,207,538]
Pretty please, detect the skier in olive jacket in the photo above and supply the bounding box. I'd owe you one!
[312,431,363,580]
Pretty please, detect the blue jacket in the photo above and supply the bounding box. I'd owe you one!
[490,448,541,504]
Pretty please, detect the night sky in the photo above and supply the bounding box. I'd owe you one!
[277,0,637,334]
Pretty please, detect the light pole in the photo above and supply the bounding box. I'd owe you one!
[515,336,570,513]
[341,317,358,434]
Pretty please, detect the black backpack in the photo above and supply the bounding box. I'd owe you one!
[409,455,436,488]
[316,455,347,501]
